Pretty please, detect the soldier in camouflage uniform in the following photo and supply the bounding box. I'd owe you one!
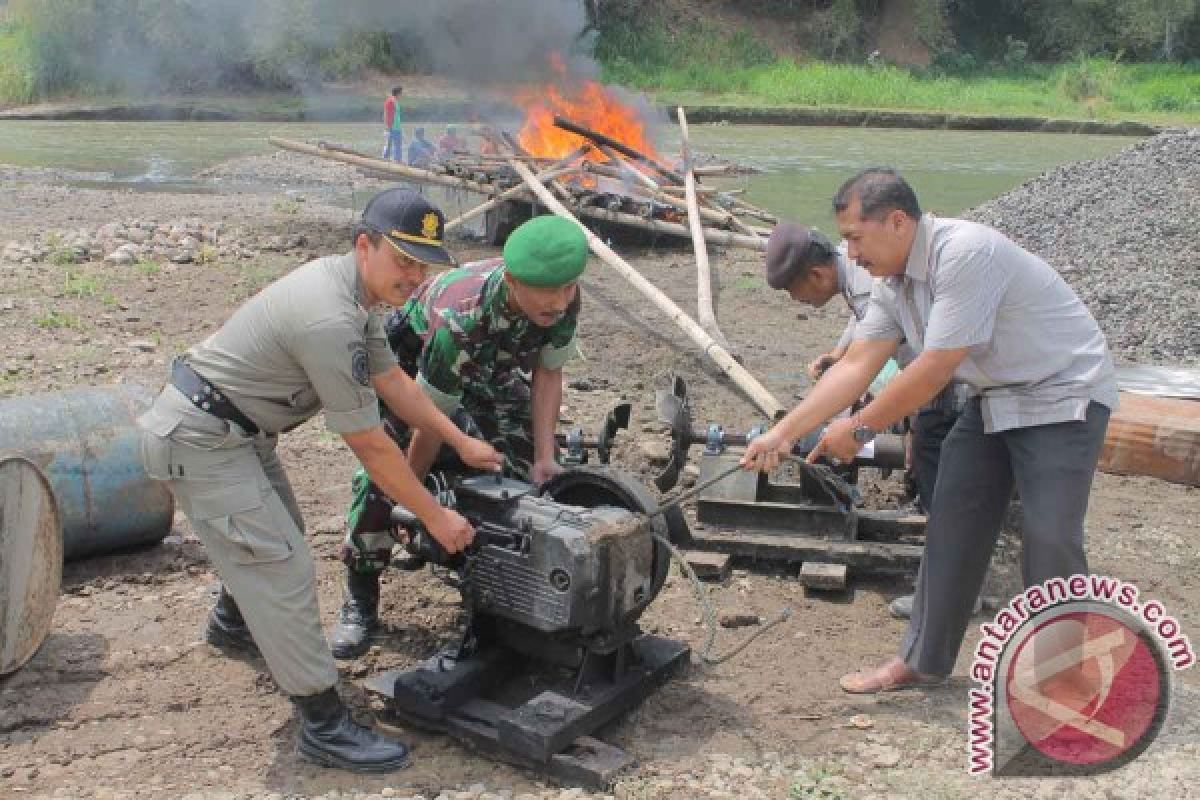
[332,215,589,658]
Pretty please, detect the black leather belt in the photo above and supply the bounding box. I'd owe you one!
[170,358,261,435]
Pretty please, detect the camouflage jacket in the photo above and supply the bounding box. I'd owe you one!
[385,258,580,418]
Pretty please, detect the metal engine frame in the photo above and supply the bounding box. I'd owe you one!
[363,467,690,788]
[654,374,926,579]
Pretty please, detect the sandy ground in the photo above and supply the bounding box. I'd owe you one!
[1,159,1198,800]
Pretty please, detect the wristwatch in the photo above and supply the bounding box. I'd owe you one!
[851,414,876,445]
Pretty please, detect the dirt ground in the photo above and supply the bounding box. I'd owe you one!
[1,163,1198,800]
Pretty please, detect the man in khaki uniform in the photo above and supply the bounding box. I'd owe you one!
[137,189,502,772]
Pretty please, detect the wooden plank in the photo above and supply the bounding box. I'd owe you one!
[684,550,732,582]
[688,529,923,573]
[800,562,848,591]
[1099,392,1200,486]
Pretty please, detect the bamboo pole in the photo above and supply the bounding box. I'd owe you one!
[552,115,686,186]
[269,137,497,195]
[730,198,779,224]
[443,169,571,232]
[584,161,746,230]
[444,145,591,232]
[677,106,732,354]
[507,158,784,419]
[572,203,766,251]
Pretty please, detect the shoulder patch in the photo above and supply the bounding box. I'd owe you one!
[351,345,370,386]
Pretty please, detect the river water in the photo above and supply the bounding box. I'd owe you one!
[0,120,1138,228]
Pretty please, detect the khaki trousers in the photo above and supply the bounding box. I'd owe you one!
[138,386,338,696]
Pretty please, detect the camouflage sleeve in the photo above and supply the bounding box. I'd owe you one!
[416,321,466,414]
[539,292,581,370]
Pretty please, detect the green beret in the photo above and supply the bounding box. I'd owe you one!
[502,215,588,288]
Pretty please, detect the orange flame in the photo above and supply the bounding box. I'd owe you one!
[516,54,658,161]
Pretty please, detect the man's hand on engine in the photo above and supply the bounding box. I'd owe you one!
[740,428,793,473]
[530,458,564,487]
[454,435,504,473]
[424,507,476,554]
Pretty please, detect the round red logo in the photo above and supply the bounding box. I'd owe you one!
[1004,608,1168,770]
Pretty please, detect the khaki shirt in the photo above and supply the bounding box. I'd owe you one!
[183,253,396,435]
[834,247,876,351]
[855,214,1118,432]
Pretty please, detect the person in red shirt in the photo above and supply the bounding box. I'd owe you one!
[381,86,404,162]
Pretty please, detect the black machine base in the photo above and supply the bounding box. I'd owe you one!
[363,634,690,788]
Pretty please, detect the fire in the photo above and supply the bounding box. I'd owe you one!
[516,55,658,161]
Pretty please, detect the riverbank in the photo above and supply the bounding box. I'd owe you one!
[0,93,1166,136]
[1,138,1198,800]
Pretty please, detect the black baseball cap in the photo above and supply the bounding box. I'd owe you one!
[764,222,836,290]
[360,188,455,267]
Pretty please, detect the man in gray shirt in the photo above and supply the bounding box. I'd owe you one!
[138,189,503,770]
[744,168,1116,693]
[763,222,965,520]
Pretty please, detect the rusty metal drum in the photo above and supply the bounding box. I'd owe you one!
[0,457,62,675]
[0,384,174,560]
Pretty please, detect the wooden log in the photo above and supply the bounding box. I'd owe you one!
[444,145,590,232]
[572,203,767,252]
[1099,392,1200,486]
[730,198,779,224]
[677,106,732,354]
[598,145,660,191]
[508,158,784,419]
[552,115,686,185]
[269,137,497,195]
[585,160,744,231]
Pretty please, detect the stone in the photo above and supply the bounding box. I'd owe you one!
[638,439,671,465]
[105,250,135,265]
[128,339,157,352]
[872,746,901,768]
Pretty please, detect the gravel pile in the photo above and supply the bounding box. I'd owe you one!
[967,128,1200,365]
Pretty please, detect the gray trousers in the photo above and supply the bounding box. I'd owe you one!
[900,398,1111,676]
[139,386,339,697]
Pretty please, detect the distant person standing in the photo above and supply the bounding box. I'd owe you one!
[381,86,404,162]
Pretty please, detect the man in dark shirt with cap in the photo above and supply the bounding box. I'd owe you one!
[137,188,503,772]
[764,223,965,518]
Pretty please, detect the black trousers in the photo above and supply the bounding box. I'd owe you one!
[911,408,960,513]
[900,398,1111,676]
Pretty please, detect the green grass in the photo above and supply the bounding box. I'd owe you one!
[608,58,1200,122]
[62,268,103,297]
[135,258,161,276]
[34,309,82,329]
[596,16,1200,124]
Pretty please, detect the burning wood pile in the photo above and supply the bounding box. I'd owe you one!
[272,69,787,417]
[270,74,773,252]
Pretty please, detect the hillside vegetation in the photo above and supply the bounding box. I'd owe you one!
[1,0,1198,121]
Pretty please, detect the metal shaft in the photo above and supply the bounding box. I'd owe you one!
[644,462,745,521]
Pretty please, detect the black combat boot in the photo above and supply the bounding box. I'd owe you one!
[292,687,411,772]
[205,585,259,655]
[330,567,382,660]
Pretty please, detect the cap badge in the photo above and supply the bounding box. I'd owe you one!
[421,212,440,242]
